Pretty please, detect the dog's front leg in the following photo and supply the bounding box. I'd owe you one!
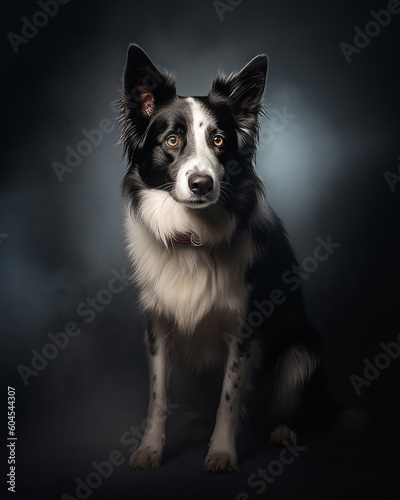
[129,317,169,469]
[204,336,254,473]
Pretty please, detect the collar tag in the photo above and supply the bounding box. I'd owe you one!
[172,233,202,246]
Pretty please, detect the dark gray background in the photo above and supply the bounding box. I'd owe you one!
[1,0,399,499]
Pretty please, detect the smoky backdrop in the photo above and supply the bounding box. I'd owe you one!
[1,0,399,498]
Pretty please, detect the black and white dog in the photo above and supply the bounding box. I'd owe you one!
[118,44,323,473]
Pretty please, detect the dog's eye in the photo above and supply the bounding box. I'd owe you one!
[166,135,179,147]
[213,135,224,148]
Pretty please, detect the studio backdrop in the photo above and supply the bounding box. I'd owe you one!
[1,1,399,499]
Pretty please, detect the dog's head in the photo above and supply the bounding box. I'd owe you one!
[119,44,268,214]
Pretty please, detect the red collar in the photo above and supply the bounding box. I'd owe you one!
[172,233,202,246]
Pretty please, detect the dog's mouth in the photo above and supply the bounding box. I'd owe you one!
[184,197,211,205]
[158,184,216,207]
[179,197,219,209]
[173,185,221,208]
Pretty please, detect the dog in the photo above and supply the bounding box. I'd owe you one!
[118,44,324,473]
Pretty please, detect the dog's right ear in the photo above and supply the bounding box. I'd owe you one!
[122,44,176,117]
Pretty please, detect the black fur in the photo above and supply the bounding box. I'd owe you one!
[118,44,330,472]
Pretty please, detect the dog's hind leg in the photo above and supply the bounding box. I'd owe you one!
[129,316,170,469]
[269,343,319,447]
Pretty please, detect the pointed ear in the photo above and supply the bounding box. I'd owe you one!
[210,55,268,146]
[211,54,268,115]
[122,43,176,117]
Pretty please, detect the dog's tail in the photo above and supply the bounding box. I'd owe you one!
[269,344,320,424]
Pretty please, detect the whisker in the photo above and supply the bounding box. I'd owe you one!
[220,183,238,202]
[157,182,175,191]
[160,194,170,208]
[218,189,229,205]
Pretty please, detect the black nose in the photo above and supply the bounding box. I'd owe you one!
[188,174,213,196]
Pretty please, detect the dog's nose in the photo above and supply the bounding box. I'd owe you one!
[188,174,213,196]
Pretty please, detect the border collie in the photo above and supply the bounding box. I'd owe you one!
[118,44,323,473]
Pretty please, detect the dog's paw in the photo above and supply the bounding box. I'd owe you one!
[203,452,238,473]
[270,424,297,447]
[129,446,162,470]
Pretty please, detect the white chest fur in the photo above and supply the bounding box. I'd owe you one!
[124,191,253,334]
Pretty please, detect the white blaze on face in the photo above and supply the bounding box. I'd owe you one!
[175,97,222,206]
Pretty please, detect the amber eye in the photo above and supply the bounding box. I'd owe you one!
[213,135,224,147]
[166,135,179,147]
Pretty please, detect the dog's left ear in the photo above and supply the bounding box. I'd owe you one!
[210,55,268,144]
[122,43,176,118]
[119,44,177,159]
